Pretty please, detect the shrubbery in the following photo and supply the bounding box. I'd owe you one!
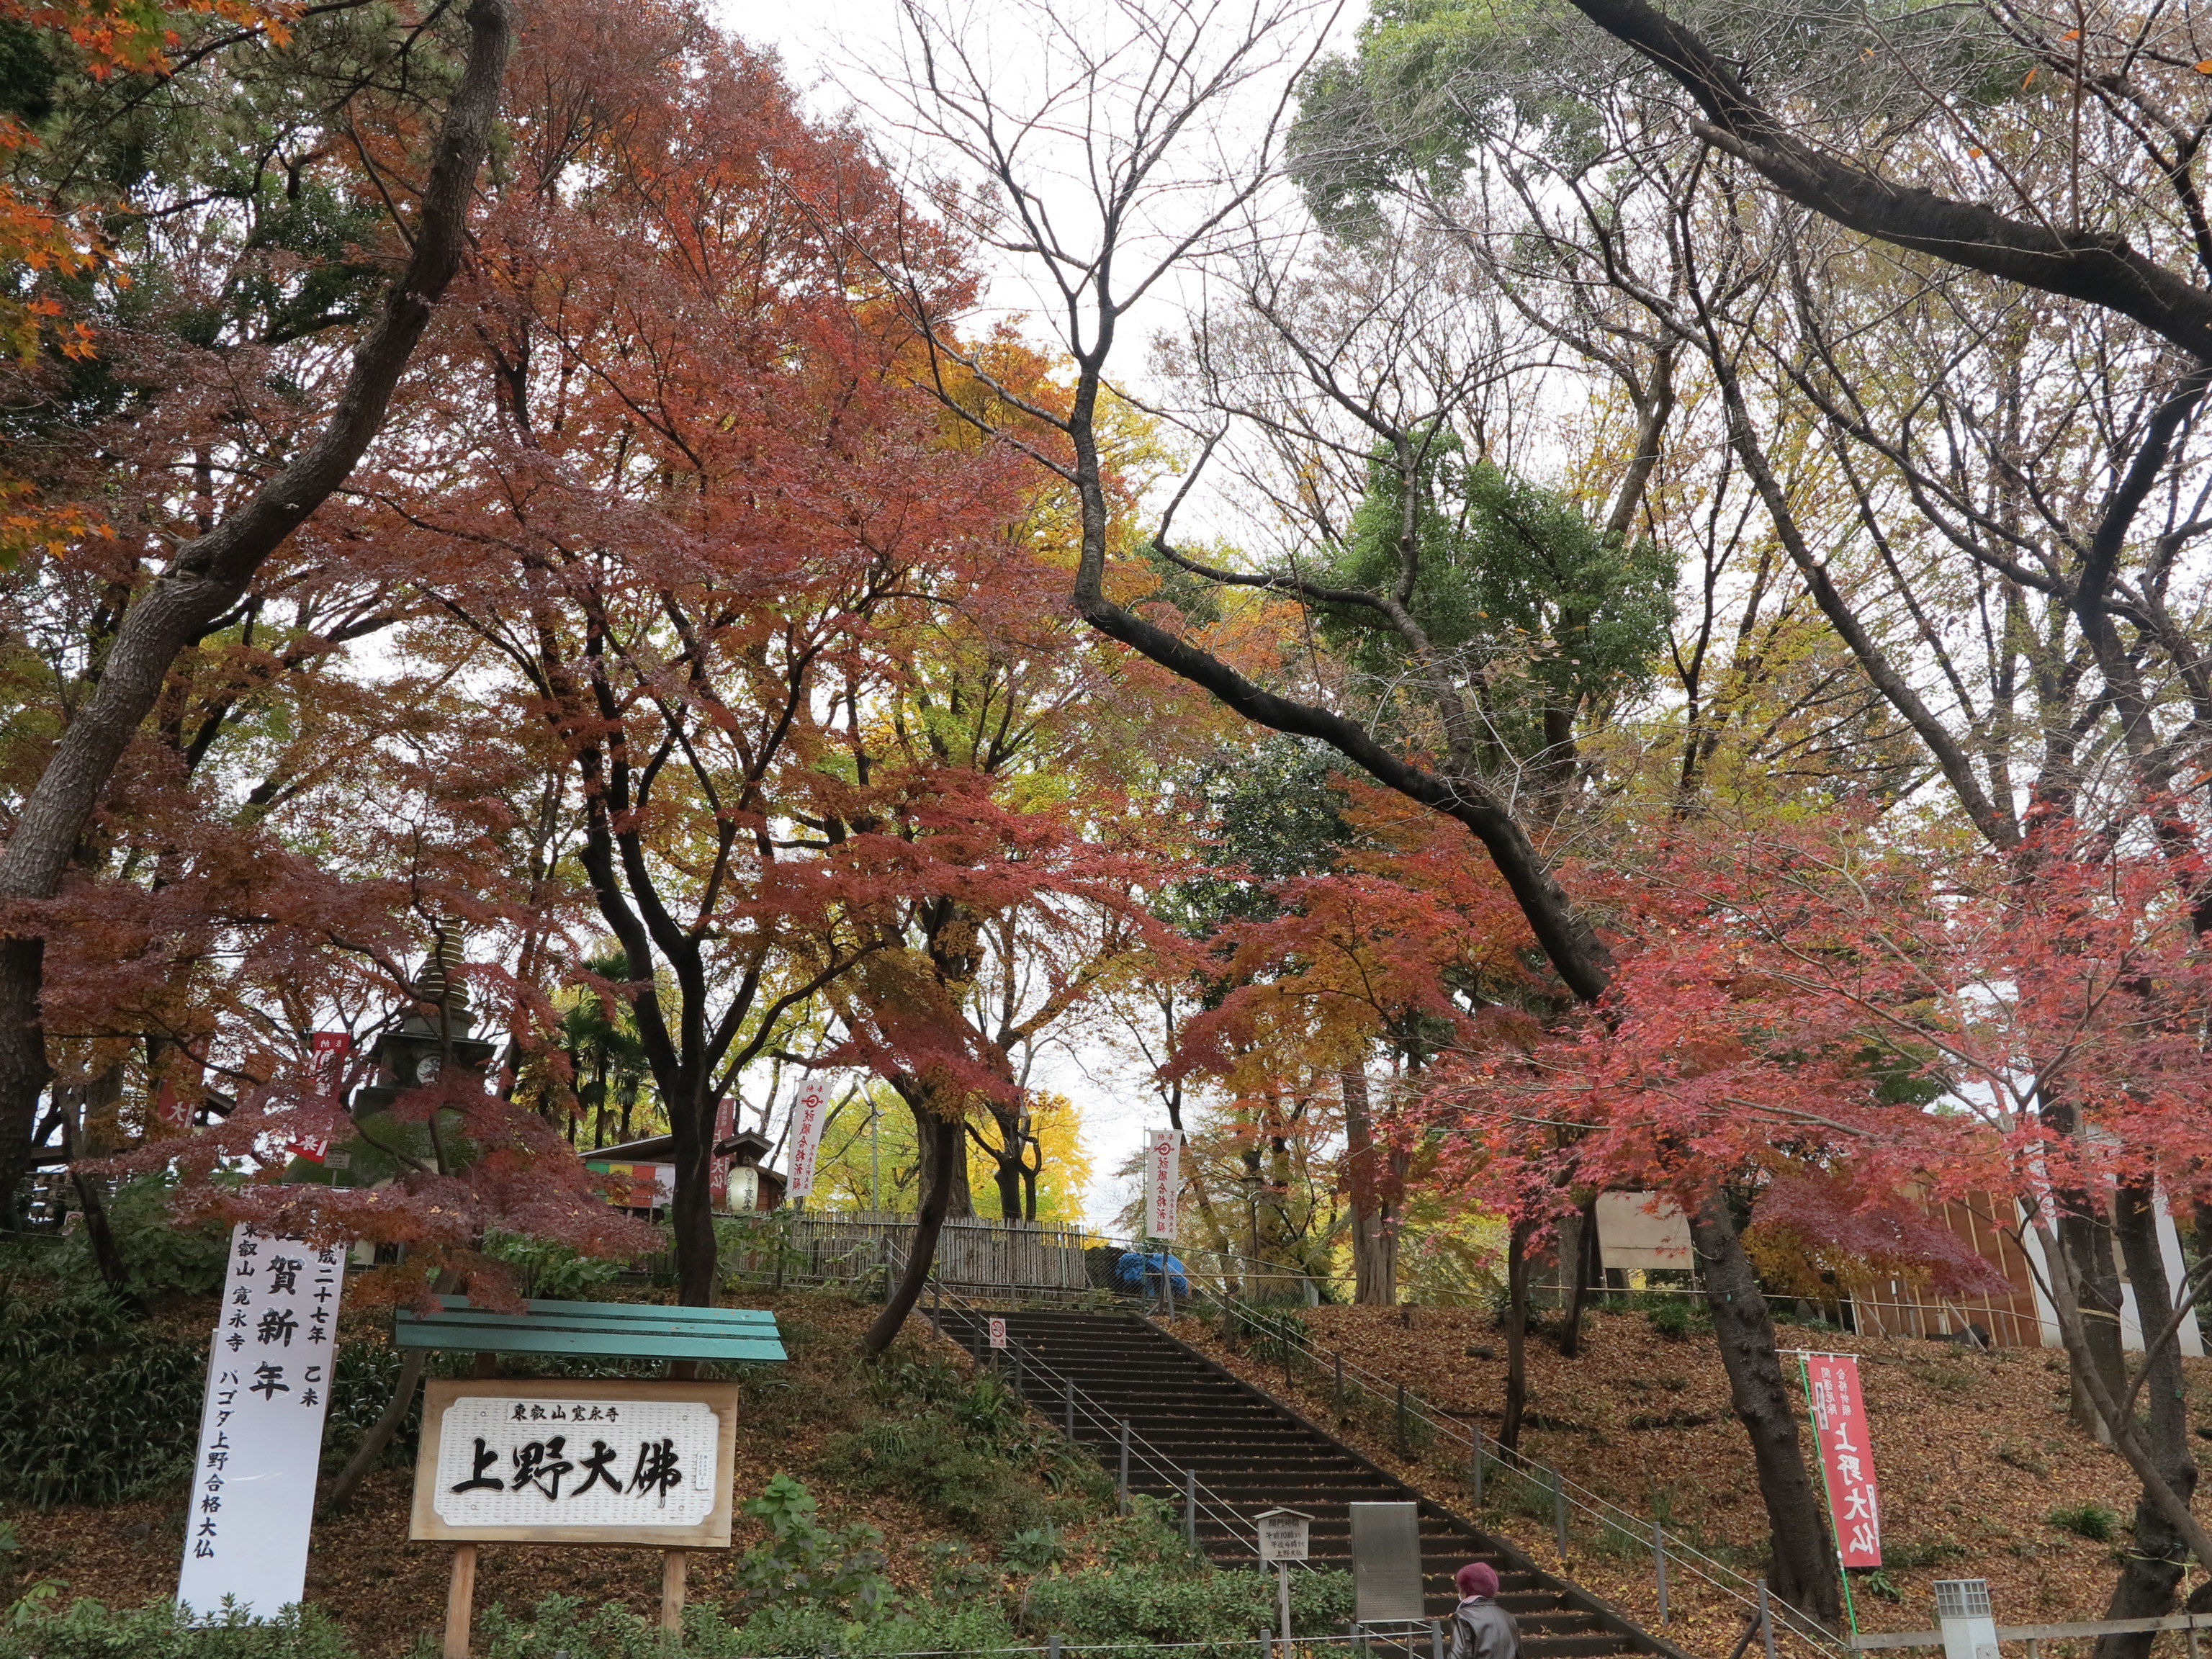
[0,1599,354,1659]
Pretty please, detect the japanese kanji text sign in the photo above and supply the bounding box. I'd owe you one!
[1143,1128,1179,1240]
[176,1223,347,1618]
[1802,1352,1883,1567]
[785,1079,830,1199]
[410,1379,739,1546]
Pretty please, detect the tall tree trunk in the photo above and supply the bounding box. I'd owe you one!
[1557,1195,1601,1358]
[0,0,514,1222]
[866,1111,960,1357]
[1344,1063,1398,1305]
[1500,1220,1530,1452]
[325,1347,427,1513]
[2064,1197,2129,1439]
[2093,1183,2202,1659]
[669,1082,716,1307]
[1691,1193,1842,1626]
[915,1093,973,1219]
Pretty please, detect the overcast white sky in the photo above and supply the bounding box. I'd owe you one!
[720,1,1359,1229]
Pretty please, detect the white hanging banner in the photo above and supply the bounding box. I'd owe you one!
[784,1077,832,1199]
[177,1223,346,1619]
[1144,1127,1179,1240]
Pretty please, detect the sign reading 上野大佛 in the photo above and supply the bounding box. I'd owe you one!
[1143,1128,1179,1240]
[1802,1352,1883,1568]
[410,1379,740,1546]
[176,1223,346,1619]
[785,1078,831,1199]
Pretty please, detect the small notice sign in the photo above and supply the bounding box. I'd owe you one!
[177,1223,347,1618]
[1802,1353,1883,1567]
[410,1379,739,1547]
[1257,1508,1310,1563]
[987,1317,1008,1349]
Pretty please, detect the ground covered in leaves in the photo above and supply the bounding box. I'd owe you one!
[1182,1301,2182,1649]
[5,1287,1339,1658]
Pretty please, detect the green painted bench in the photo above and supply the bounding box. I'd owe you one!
[392,1296,785,1364]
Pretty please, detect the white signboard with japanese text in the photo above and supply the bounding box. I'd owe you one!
[784,1079,832,1199]
[987,1316,1007,1349]
[1143,1128,1179,1240]
[410,1379,739,1546]
[1257,1509,1310,1563]
[176,1224,346,1619]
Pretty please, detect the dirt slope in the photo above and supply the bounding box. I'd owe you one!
[1182,1303,2175,1647]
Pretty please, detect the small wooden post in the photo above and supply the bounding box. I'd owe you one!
[660,1548,688,1633]
[441,1544,478,1659]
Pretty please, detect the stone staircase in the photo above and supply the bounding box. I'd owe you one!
[942,1307,1683,1659]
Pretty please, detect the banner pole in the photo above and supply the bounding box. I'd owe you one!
[1796,1352,1859,1637]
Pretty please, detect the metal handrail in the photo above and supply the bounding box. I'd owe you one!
[1195,1294,1848,1658]
[904,1264,1298,1568]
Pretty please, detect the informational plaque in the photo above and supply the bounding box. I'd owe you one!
[176,1223,347,1618]
[410,1379,739,1546]
[1350,1501,1424,1623]
[1257,1507,1310,1563]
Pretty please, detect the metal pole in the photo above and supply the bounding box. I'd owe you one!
[869,1097,881,1213]
[1470,1425,1484,1506]
[1284,1323,1293,1391]
[1334,1351,1344,1411]
[1429,1620,1444,1659]
[1758,1580,1776,1659]
[1119,1419,1131,1515]
[1184,1467,1197,1549]
[1164,1256,1177,1321]
[1395,1382,1409,1452]
[1064,1376,1075,1439]
[1653,1523,1667,1625]
[1551,1467,1568,1557]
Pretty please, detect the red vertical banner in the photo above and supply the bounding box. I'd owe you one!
[154,1077,194,1133]
[709,1097,735,1209]
[310,1032,351,1097]
[1802,1353,1883,1567]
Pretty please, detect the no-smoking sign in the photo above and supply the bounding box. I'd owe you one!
[987,1317,1008,1349]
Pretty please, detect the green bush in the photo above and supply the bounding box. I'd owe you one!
[42,1176,233,1301]
[1022,1564,1354,1645]
[0,1598,354,1658]
[0,1282,207,1506]
[478,1228,622,1301]
[728,1475,891,1619]
[1643,1298,1700,1341]
[821,1372,1086,1541]
[2046,1501,2121,1542]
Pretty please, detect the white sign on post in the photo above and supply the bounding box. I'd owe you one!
[987,1316,1008,1349]
[784,1078,832,1199]
[177,1223,346,1619]
[1144,1128,1179,1240]
[1256,1508,1310,1563]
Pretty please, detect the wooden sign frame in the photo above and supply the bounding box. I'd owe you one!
[410,1377,740,1547]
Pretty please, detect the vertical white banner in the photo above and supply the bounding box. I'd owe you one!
[784,1078,832,1199]
[178,1223,346,1619]
[1146,1128,1179,1240]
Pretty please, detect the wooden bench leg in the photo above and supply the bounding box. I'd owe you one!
[661,1548,688,1635]
[443,1544,477,1659]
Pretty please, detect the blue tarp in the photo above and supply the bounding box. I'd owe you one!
[1114,1249,1189,1295]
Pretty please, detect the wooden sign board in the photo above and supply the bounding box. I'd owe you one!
[410,1378,739,1547]
[1256,1508,1310,1563]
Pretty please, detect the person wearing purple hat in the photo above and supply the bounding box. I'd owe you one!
[1449,1561,1519,1659]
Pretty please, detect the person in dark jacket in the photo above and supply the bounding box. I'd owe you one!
[1448,1562,1518,1659]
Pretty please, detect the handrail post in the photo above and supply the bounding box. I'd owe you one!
[1184,1467,1197,1550]
[1395,1382,1409,1453]
[1551,1467,1568,1557]
[1758,1579,1776,1659]
[1470,1424,1484,1507]
[1119,1419,1131,1515]
[1653,1522,1667,1624]
[1334,1351,1344,1412]
[1064,1376,1075,1439]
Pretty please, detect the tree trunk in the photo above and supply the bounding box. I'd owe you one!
[2064,1197,2129,1439]
[2092,1183,2200,1659]
[1557,1195,1601,1358]
[1500,1220,1530,1452]
[669,1082,716,1308]
[1691,1192,1842,1626]
[0,0,514,1214]
[914,1092,973,1219]
[324,1346,427,1513]
[865,1111,960,1357]
[1344,1064,1398,1305]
